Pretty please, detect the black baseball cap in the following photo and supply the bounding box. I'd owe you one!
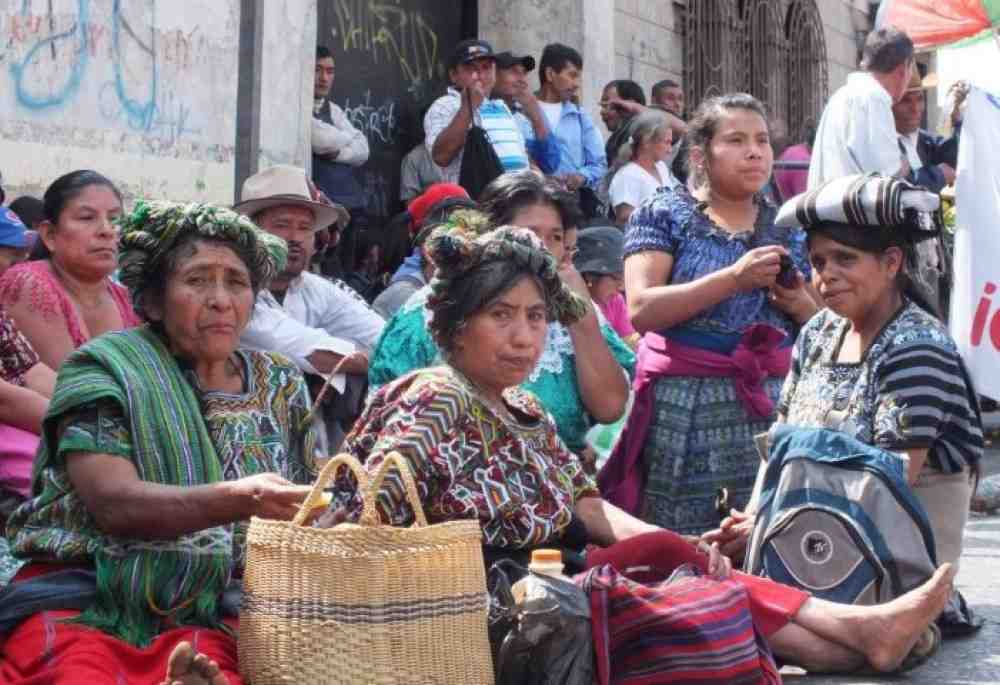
[449,39,496,69]
[495,52,536,72]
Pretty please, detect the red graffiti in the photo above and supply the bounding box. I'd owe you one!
[971,281,1000,351]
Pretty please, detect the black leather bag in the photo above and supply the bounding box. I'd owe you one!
[459,125,504,200]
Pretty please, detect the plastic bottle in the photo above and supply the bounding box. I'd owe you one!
[511,549,569,604]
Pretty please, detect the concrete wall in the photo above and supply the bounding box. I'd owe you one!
[257,0,316,172]
[479,0,614,127]
[0,0,240,203]
[0,0,314,206]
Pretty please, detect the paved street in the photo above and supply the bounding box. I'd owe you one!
[789,433,1000,684]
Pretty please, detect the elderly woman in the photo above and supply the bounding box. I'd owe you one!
[608,109,680,226]
[0,171,141,371]
[369,170,634,457]
[708,175,984,634]
[0,202,315,684]
[326,226,955,676]
[600,94,821,535]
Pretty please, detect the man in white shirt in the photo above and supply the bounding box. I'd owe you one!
[235,165,385,451]
[312,45,371,277]
[808,27,915,189]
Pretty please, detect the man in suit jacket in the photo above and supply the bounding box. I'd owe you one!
[893,71,966,193]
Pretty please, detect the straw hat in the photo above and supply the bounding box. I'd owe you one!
[234,164,350,230]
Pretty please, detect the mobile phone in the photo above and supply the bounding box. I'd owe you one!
[776,255,797,289]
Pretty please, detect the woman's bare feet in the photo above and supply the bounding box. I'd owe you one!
[161,641,230,685]
[858,563,955,672]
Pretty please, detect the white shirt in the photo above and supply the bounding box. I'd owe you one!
[609,161,678,210]
[311,99,370,166]
[808,72,903,189]
[899,130,923,171]
[241,272,385,390]
[539,100,563,133]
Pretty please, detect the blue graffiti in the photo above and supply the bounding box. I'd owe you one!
[9,0,90,110]
[9,0,163,135]
[111,0,157,130]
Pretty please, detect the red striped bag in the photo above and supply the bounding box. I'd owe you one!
[582,563,781,685]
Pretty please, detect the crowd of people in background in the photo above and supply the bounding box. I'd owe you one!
[0,21,986,685]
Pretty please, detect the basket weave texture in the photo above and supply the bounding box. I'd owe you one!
[239,452,495,684]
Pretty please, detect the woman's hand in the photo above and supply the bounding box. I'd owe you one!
[232,473,312,521]
[687,537,733,578]
[702,508,755,565]
[558,261,594,303]
[726,246,784,292]
[769,271,819,324]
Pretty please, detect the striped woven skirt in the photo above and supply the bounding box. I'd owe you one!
[640,375,783,535]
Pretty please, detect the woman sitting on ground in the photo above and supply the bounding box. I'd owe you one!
[0,201,316,684]
[705,174,984,632]
[324,226,954,676]
[369,170,634,458]
[0,171,141,371]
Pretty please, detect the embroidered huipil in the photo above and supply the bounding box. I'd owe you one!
[338,366,598,548]
[367,286,636,453]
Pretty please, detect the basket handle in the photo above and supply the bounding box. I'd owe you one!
[367,451,429,528]
[291,453,372,527]
[291,451,429,528]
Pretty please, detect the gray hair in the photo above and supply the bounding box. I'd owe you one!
[860,27,914,73]
[614,110,672,171]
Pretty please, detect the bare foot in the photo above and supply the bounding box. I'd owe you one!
[161,641,230,685]
[861,564,955,672]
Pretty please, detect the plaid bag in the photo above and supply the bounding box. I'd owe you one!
[582,563,781,685]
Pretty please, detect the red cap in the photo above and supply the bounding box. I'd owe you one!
[407,183,470,236]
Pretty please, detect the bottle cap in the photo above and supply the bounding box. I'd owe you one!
[530,549,563,565]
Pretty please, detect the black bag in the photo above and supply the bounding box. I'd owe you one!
[487,560,594,685]
[459,125,504,200]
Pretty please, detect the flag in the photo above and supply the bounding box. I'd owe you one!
[950,87,1000,400]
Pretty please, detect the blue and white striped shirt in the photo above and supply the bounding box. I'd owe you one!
[424,88,529,184]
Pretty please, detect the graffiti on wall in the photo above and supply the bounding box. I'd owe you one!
[1,0,235,154]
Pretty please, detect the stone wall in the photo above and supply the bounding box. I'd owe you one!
[613,0,682,112]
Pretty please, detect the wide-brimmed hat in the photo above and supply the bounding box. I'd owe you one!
[234,165,349,230]
[574,225,624,276]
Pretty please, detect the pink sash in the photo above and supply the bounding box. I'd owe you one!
[597,324,791,516]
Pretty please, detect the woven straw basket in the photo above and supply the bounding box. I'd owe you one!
[239,452,495,684]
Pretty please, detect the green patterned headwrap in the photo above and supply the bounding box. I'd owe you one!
[425,226,589,350]
[118,200,288,318]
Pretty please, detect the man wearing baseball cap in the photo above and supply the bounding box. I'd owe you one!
[424,38,532,191]
[492,52,560,174]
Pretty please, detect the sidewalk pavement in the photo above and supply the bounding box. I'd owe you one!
[788,443,1000,684]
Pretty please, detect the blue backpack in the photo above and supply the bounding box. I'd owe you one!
[744,425,937,605]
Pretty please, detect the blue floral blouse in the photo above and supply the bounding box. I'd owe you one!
[623,187,811,339]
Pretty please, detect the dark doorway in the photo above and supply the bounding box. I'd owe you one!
[316,0,477,225]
